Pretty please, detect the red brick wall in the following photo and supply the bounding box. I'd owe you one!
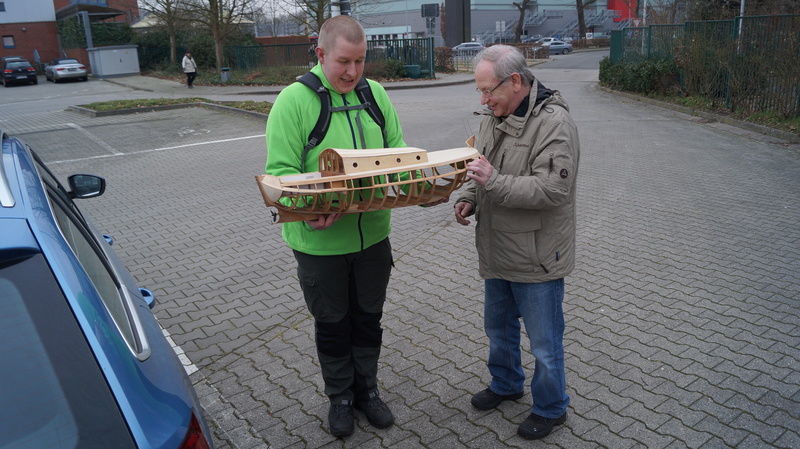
[0,22,60,68]
[53,0,70,10]
[105,0,140,23]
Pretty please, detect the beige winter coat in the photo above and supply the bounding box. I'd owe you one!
[456,82,580,283]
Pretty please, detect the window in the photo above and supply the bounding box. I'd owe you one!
[31,152,149,359]
[3,35,14,49]
[0,257,136,448]
[0,3,5,12]
[48,196,141,348]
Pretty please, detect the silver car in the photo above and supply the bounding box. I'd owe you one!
[544,40,573,55]
[452,42,485,55]
[44,58,88,83]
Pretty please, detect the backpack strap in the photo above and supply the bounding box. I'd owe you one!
[296,72,332,172]
[296,72,387,172]
[355,77,388,148]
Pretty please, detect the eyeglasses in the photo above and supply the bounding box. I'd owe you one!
[476,76,510,97]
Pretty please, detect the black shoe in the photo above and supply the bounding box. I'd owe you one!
[328,400,354,437]
[517,412,568,440]
[471,387,524,410]
[355,391,394,429]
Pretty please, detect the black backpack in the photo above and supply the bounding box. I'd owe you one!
[296,72,387,171]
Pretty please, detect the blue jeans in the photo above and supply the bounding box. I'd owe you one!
[484,278,570,418]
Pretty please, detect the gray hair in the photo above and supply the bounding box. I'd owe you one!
[474,45,534,86]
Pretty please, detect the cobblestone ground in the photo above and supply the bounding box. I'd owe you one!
[12,77,800,449]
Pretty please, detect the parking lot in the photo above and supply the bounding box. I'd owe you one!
[2,57,799,449]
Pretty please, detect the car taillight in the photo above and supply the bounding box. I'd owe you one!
[56,68,65,71]
[27,67,36,72]
[178,412,211,449]
[3,69,11,73]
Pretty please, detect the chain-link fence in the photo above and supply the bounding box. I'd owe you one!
[609,14,800,117]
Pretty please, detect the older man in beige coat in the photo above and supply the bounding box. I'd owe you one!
[454,44,580,440]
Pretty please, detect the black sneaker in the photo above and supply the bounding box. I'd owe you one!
[355,391,394,429]
[470,387,524,410]
[517,412,568,440]
[328,400,354,437]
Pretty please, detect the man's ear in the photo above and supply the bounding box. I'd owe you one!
[315,46,325,63]
[511,72,523,91]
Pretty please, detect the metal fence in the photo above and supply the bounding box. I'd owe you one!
[224,37,436,78]
[609,14,800,117]
[366,38,435,78]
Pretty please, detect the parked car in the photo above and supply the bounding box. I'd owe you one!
[536,37,558,45]
[452,42,485,55]
[2,58,37,87]
[522,34,543,43]
[0,128,214,449]
[44,57,89,83]
[543,40,573,55]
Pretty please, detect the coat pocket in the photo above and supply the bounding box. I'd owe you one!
[488,213,543,273]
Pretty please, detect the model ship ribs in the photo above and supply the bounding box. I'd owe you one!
[256,147,479,223]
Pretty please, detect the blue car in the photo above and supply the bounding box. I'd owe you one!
[0,129,213,449]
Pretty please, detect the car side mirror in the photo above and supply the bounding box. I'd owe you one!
[68,174,106,199]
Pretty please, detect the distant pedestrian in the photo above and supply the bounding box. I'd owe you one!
[454,44,580,440]
[182,51,197,88]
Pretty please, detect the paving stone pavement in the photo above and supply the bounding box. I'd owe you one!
[4,63,798,449]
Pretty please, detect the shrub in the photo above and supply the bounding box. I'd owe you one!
[599,56,679,95]
[364,59,407,79]
[435,47,455,73]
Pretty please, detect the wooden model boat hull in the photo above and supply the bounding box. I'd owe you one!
[256,146,479,223]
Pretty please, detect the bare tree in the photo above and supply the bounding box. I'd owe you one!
[440,2,446,42]
[283,0,327,34]
[512,0,534,42]
[281,0,387,36]
[139,0,189,64]
[576,0,597,38]
[184,0,264,70]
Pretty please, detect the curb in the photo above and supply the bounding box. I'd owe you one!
[597,86,800,143]
[69,102,268,120]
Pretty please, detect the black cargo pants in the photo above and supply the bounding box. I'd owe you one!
[293,237,392,403]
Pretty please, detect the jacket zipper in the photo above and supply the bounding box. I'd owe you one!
[341,93,366,251]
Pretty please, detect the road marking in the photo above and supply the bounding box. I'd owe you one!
[48,134,264,165]
[66,123,124,156]
[162,326,198,376]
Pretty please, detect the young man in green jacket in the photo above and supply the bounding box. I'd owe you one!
[264,15,404,438]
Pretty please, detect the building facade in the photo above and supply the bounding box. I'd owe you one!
[0,0,138,67]
[354,0,637,46]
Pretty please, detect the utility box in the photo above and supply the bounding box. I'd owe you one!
[404,65,421,79]
[87,45,140,78]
